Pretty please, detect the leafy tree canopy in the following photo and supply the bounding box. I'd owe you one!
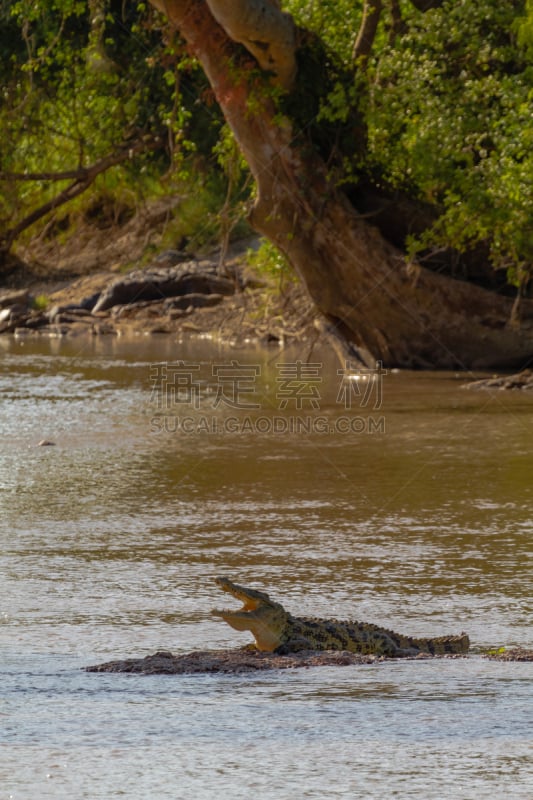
[0,0,531,291]
[282,0,532,289]
[0,0,224,255]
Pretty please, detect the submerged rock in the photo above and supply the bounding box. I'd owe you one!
[483,647,533,662]
[85,646,531,675]
[86,648,379,674]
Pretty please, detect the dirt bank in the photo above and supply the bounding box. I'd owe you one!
[0,198,323,346]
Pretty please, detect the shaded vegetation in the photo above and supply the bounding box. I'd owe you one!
[0,0,532,298]
[0,0,234,263]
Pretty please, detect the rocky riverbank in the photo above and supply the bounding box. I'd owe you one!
[2,223,532,376]
[0,249,317,346]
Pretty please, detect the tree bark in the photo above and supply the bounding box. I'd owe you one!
[353,0,383,66]
[150,0,533,369]
[205,0,296,89]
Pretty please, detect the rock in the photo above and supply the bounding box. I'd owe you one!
[483,647,533,662]
[148,325,172,334]
[55,314,93,325]
[239,266,269,290]
[79,292,101,311]
[181,321,202,332]
[23,311,49,329]
[4,303,28,317]
[47,305,63,323]
[165,293,224,311]
[0,289,30,309]
[153,249,189,267]
[110,303,146,319]
[0,304,32,333]
[85,648,378,675]
[92,261,235,313]
[43,324,70,337]
[47,304,93,323]
[91,322,117,336]
[51,309,93,325]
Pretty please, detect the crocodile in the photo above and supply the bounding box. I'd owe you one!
[212,577,470,657]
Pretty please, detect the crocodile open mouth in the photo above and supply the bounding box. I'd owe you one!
[213,576,265,614]
[211,576,287,651]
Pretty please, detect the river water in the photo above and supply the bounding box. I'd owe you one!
[1,335,532,799]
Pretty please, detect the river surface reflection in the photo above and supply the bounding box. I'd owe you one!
[1,336,532,799]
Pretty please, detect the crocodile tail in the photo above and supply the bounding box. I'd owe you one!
[411,633,470,655]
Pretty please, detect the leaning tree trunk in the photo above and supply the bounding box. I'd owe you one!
[150,0,533,369]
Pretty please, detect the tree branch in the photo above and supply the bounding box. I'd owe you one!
[151,1,296,89]
[353,0,383,67]
[389,0,407,40]
[0,168,95,181]
[408,0,444,10]
[0,134,162,252]
[204,0,296,89]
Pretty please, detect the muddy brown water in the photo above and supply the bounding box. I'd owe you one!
[1,335,532,799]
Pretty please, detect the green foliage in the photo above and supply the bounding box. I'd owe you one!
[284,0,531,288]
[161,179,225,253]
[280,27,365,178]
[517,0,533,57]
[155,169,250,255]
[1,0,531,292]
[285,0,362,64]
[363,0,532,281]
[32,293,49,310]
[247,239,294,282]
[0,0,225,253]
